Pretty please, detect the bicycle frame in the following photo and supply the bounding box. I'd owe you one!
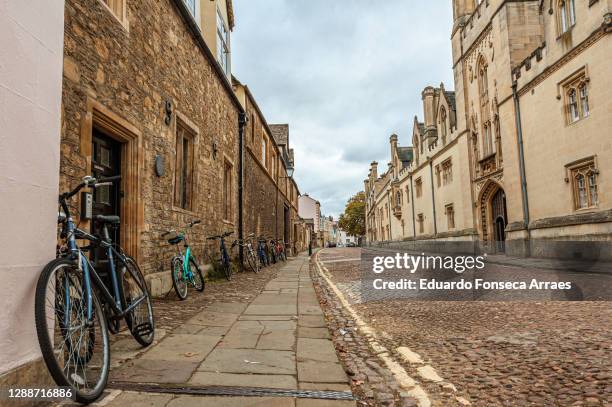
[62,204,146,323]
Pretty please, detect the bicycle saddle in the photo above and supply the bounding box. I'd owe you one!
[94,215,121,224]
[168,235,184,245]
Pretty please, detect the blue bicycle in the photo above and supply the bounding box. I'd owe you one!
[207,231,233,280]
[162,220,205,300]
[34,176,154,403]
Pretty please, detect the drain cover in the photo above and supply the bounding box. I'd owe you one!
[110,382,355,400]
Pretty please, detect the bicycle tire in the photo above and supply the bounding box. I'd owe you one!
[171,257,188,300]
[122,255,155,347]
[246,249,259,273]
[189,257,205,292]
[35,258,110,404]
[222,256,232,281]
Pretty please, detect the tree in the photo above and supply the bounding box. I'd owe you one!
[338,191,365,237]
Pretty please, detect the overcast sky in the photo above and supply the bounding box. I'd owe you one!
[232,1,454,218]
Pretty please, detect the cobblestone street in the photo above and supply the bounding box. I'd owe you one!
[314,248,612,407]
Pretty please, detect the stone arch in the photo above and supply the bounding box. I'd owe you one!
[477,179,507,245]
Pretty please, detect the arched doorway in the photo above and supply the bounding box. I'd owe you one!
[478,181,508,253]
[491,189,507,252]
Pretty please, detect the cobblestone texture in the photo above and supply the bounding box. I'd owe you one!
[315,247,612,407]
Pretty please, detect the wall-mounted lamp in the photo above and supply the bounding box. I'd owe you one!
[164,100,173,126]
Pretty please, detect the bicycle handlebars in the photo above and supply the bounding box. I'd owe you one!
[61,175,122,200]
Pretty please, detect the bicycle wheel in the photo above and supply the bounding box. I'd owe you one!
[189,257,205,292]
[221,253,232,281]
[35,258,110,403]
[246,249,259,273]
[122,256,155,347]
[171,257,188,300]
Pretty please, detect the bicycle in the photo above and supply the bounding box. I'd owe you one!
[207,231,233,280]
[267,237,278,264]
[34,175,154,403]
[257,237,269,267]
[162,220,205,300]
[232,233,260,273]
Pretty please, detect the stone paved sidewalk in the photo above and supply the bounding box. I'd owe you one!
[90,254,356,406]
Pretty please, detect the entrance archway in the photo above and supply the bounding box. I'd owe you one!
[478,181,508,252]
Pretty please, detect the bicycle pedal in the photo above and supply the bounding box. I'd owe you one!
[134,322,153,336]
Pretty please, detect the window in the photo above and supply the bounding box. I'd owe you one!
[569,160,598,210]
[184,0,197,17]
[395,191,401,207]
[439,108,447,144]
[435,165,441,187]
[261,135,267,167]
[557,0,576,36]
[563,72,589,124]
[417,214,424,234]
[223,160,233,221]
[271,151,277,180]
[442,159,453,185]
[101,0,127,23]
[406,186,410,203]
[174,121,195,210]
[251,113,255,143]
[216,8,230,75]
[415,178,422,198]
[446,204,455,229]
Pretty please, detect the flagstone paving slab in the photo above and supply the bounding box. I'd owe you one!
[188,372,297,389]
[297,327,331,339]
[296,399,356,407]
[244,304,297,315]
[197,349,296,375]
[297,338,339,363]
[141,334,221,362]
[111,359,200,383]
[297,361,348,383]
[185,311,240,327]
[104,391,173,406]
[298,315,327,328]
[167,396,296,407]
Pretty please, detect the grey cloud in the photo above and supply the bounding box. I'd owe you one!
[232,1,453,217]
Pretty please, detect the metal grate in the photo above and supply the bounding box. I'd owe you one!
[110,382,355,400]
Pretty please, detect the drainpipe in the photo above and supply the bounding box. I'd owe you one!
[238,112,247,271]
[512,81,531,240]
[387,191,393,241]
[429,159,438,236]
[409,175,416,239]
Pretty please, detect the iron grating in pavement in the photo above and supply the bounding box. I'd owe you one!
[109,382,356,400]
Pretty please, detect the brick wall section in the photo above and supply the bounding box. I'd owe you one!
[61,0,240,277]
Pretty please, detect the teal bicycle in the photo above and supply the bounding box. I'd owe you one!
[162,220,205,300]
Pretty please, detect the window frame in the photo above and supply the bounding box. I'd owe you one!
[99,0,129,29]
[223,158,234,222]
[561,69,590,125]
[415,177,423,198]
[442,158,453,186]
[446,204,455,229]
[216,6,230,75]
[557,0,576,37]
[566,158,598,210]
[174,119,196,212]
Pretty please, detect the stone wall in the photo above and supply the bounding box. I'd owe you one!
[61,0,241,295]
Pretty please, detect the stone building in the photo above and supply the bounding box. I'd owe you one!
[366,0,611,258]
[59,0,303,296]
[232,80,302,254]
[299,193,322,246]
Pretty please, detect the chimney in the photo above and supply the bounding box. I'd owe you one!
[370,161,378,179]
[389,133,398,153]
[453,0,475,23]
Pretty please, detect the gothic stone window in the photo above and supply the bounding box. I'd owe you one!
[395,191,401,207]
[557,0,576,36]
[439,107,447,145]
[568,159,598,210]
[415,177,423,198]
[442,159,453,185]
[478,56,494,157]
[261,132,268,168]
[405,185,410,203]
[446,204,455,229]
[417,213,424,234]
[563,71,589,124]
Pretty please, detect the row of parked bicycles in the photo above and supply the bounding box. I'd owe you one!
[34,175,290,403]
[162,218,288,300]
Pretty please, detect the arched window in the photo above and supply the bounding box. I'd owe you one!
[396,191,401,207]
[478,58,488,101]
[568,89,579,123]
[439,108,447,144]
[558,0,576,35]
[579,84,589,117]
[477,56,494,157]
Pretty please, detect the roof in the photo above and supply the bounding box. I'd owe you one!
[269,124,289,146]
